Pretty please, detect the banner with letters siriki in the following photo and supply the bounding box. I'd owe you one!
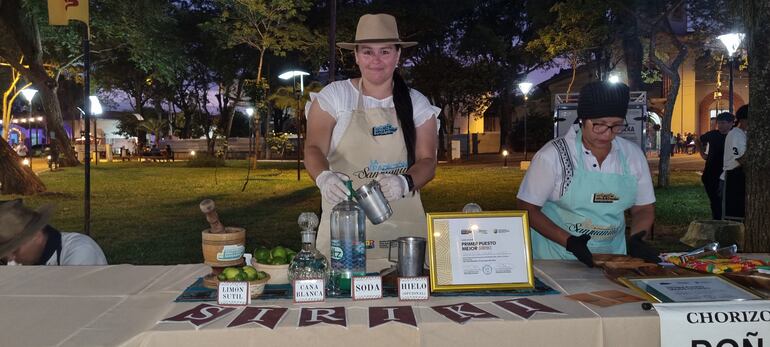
[159,298,564,329]
[655,301,770,347]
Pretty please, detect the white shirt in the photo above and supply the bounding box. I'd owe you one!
[45,232,108,266]
[517,124,656,206]
[308,79,441,154]
[721,127,746,180]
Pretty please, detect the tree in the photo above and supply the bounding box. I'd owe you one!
[139,118,167,146]
[206,0,320,160]
[631,1,688,188]
[1,58,31,140]
[0,0,79,167]
[526,0,613,94]
[738,0,770,251]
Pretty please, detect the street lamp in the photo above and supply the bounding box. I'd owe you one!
[89,96,103,165]
[518,82,534,161]
[502,149,509,167]
[718,33,744,114]
[20,88,37,170]
[608,74,620,83]
[279,70,309,181]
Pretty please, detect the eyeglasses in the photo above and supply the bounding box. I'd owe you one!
[589,121,627,134]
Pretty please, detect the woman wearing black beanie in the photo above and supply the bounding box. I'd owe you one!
[517,81,659,267]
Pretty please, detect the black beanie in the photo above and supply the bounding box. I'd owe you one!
[577,81,630,119]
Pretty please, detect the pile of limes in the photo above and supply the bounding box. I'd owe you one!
[253,245,297,265]
[218,265,268,282]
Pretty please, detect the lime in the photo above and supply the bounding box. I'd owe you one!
[256,271,268,280]
[242,266,258,281]
[223,267,241,280]
[270,256,287,265]
[271,246,287,259]
[233,273,245,281]
[254,247,270,262]
[217,273,227,281]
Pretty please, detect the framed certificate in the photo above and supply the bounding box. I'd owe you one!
[426,211,534,292]
[620,275,765,303]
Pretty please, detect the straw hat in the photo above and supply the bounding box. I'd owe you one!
[0,200,55,259]
[337,13,417,50]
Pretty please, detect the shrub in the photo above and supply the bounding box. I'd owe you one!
[186,153,226,167]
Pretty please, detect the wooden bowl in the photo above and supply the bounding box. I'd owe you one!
[252,259,289,285]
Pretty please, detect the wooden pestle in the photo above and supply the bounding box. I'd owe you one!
[199,199,225,233]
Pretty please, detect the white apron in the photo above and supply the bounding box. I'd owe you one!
[317,79,427,267]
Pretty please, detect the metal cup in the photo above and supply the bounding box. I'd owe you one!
[388,237,426,277]
[355,180,393,225]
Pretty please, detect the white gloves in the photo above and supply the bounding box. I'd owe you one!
[316,170,349,204]
[377,174,409,202]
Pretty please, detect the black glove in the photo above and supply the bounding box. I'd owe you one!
[627,231,661,263]
[566,234,594,268]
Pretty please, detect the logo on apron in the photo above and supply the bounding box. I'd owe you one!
[372,123,398,136]
[592,193,620,203]
[352,160,408,179]
[566,219,621,240]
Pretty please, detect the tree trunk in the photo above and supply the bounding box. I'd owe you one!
[0,0,78,166]
[0,136,45,194]
[566,55,578,95]
[328,0,336,83]
[621,16,645,90]
[649,18,688,188]
[255,49,267,163]
[740,0,770,252]
[656,80,678,188]
[38,85,78,166]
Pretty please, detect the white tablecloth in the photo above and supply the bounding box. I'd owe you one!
[2,259,761,347]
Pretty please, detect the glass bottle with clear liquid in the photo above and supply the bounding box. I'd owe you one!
[328,180,366,296]
[288,212,328,286]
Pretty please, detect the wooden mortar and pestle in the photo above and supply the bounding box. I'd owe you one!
[199,199,246,289]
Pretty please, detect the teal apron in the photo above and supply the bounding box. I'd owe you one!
[531,129,637,259]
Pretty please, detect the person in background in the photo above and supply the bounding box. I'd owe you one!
[304,13,440,263]
[165,144,174,161]
[517,81,659,267]
[0,200,107,266]
[16,142,28,157]
[722,104,749,221]
[695,112,734,220]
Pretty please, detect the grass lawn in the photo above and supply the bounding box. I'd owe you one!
[3,161,709,264]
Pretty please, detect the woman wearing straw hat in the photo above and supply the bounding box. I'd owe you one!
[305,14,440,267]
[0,200,107,266]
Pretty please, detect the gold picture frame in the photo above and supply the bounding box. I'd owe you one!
[619,275,764,303]
[426,211,534,292]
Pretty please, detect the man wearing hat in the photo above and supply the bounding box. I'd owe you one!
[696,112,734,220]
[517,81,658,267]
[0,200,107,266]
[722,104,749,221]
[305,13,440,266]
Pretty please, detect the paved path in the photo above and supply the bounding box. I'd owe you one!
[445,152,705,172]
